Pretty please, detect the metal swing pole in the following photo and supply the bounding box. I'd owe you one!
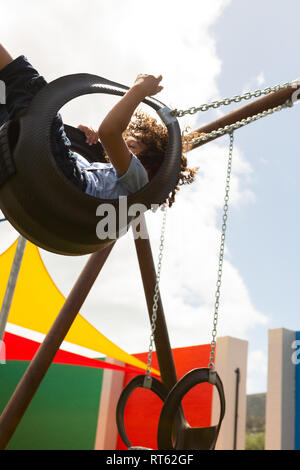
[134,215,193,449]
[134,215,178,391]
[0,242,115,450]
[0,236,27,343]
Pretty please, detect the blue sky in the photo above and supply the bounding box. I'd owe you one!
[211,0,300,385]
[1,0,300,394]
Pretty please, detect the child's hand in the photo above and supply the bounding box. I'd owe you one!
[133,74,164,97]
[77,124,99,146]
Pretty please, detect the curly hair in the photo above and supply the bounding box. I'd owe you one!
[123,110,202,207]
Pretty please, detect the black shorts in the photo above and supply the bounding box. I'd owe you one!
[0,55,87,191]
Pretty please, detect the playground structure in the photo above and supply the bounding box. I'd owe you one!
[0,238,248,450]
[0,329,248,450]
[0,74,300,450]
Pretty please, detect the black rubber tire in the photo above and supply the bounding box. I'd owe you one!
[0,74,182,255]
[157,368,225,450]
[64,124,106,164]
[116,375,169,449]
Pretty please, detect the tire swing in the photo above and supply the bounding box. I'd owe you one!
[0,74,182,256]
[116,375,169,450]
[117,368,225,451]
[157,368,225,450]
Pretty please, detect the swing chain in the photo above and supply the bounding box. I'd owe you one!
[208,132,234,371]
[191,103,290,146]
[172,81,295,118]
[144,206,168,388]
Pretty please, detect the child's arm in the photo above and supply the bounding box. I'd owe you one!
[0,44,13,70]
[77,124,99,146]
[98,74,163,175]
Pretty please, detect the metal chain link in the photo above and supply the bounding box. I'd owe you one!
[146,81,296,370]
[191,102,290,146]
[171,81,297,146]
[143,81,295,374]
[144,206,168,388]
[172,81,295,117]
[208,132,234,370]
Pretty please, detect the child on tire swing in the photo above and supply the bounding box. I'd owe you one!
[0,43,198,207]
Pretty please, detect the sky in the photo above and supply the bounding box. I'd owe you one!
[1,0,300,394]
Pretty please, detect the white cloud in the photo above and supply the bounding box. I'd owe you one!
[247,349,268,394]
[256,72,265,87]
[0,212,19,254]
[241,71,266,95]
[1,0,231,128]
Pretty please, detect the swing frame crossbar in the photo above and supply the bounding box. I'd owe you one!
[187,79,300,149]
[0,81,298,450]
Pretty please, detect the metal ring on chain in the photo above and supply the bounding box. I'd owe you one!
[157,368,225,450]
[116,375,169,449]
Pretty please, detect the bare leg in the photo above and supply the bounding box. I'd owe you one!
[0,44,13,70]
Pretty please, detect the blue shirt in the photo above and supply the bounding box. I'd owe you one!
[74,153,149,199]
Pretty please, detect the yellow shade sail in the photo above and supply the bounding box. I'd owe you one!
[0,239,159,374]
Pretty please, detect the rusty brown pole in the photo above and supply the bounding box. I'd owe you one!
[134,218,178,391]
[134,218,186,441]
[188,82,300,149]
[0,242,115,450]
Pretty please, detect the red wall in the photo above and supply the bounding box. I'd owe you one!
[117,344,213,450]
